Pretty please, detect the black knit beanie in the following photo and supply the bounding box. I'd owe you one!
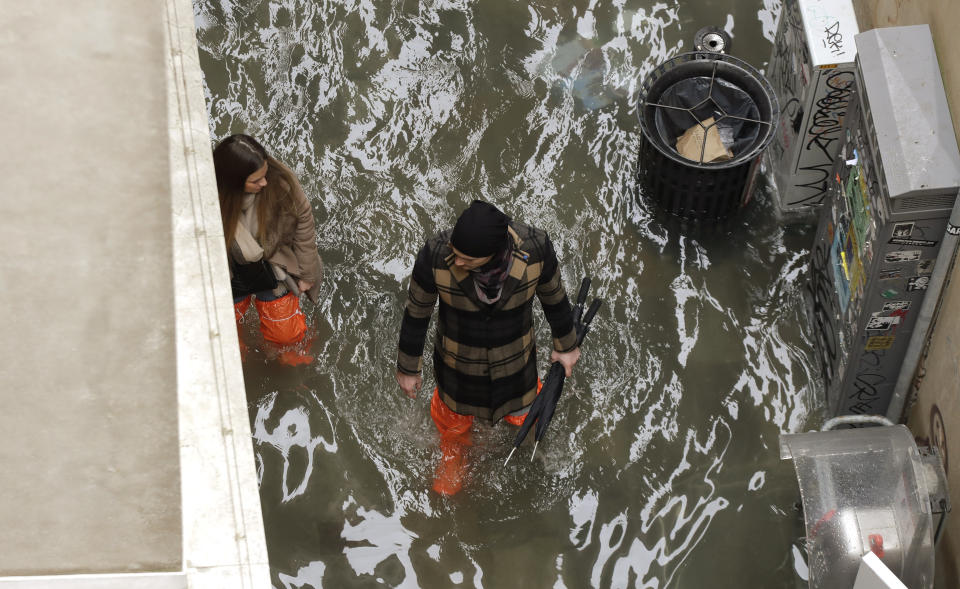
[450,200,509,257]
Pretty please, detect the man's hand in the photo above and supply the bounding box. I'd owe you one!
[396,370,422,399]
[551,347,581,377]
[298,279,314,293]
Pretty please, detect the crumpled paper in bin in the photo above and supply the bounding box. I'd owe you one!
[675,117,733,163]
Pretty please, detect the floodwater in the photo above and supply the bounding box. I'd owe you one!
[194,0,820,586]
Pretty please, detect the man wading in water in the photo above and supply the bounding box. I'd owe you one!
[395,200,580,495]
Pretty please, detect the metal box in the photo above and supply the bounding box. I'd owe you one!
[765,0,860,216]
[808,25,960,417]
[781,425,937,589]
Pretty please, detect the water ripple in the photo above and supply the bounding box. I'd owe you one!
[196,0,817,586]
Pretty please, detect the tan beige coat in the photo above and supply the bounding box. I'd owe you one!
[261,177,324,302]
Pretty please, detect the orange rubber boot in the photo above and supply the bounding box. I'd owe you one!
[234,297,252,325]
[234,297,252,358]
[502,379,543,426]
[255,293,312,366]
[278,332,315,367]
[431,389,474,496]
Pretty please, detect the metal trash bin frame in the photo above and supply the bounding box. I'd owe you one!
[637,51,779,220]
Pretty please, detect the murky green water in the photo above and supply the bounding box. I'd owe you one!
[195,0,820,586]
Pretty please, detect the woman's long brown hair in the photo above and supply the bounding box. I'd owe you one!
[212,134,301,253]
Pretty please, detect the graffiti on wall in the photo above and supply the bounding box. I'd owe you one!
[822,21,846,57]
[787,70,856,208]
[809,241,841,392]
[767,0,807,168]
[931,405,949,474]
[847,348,888,414]
[767,0,860,212]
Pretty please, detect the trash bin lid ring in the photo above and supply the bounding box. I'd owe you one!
[637,52,779,168]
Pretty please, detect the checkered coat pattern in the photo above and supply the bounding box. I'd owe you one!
[397,221,577,421]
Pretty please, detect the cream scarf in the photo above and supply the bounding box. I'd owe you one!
[232,194,264,263]
[231,194,299,295]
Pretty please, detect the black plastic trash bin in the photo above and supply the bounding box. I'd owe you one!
[637,52,778,220]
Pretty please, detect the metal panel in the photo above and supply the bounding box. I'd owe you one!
[798,0,859,67]
[855,26,960,204]
[765,0,859,215]
[808,26,960,417]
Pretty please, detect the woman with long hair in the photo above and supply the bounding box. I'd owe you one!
[213,134,323,364]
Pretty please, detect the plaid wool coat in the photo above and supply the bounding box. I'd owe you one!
[397,221,577,421]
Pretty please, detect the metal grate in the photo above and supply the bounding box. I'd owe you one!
[892,193,957,213]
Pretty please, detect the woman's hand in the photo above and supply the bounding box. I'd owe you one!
[298,279,314,293]
[551,347,581,377]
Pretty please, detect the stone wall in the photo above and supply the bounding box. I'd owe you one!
[0,1,181,576]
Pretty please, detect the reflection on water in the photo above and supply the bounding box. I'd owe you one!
[196,0,816,586]
[253,390,338,501]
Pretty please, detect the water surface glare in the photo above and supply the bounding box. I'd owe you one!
[195,0,819,586]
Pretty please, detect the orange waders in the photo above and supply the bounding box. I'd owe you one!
[234,297,252,357]
[234,292,313,365]
[234,296,252,324]
[430,389,474,496]
[430,380,541,495]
